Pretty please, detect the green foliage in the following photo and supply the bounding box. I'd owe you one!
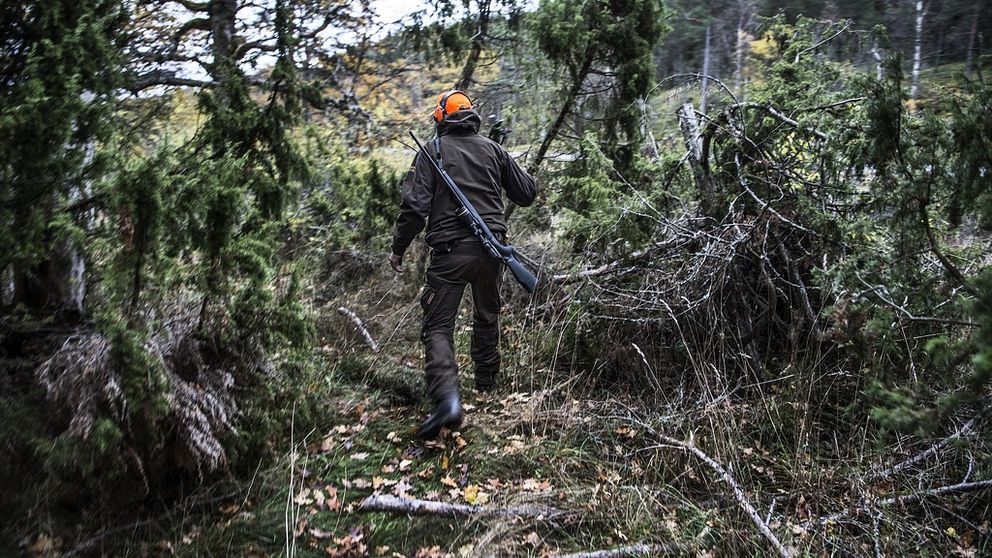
[101,151,170,312]
[552,133,656,255]
[532,0,668,149]
[304,144,402,252]
[0,0,126,311]
[947,78,992,229]
[837,50,992,434]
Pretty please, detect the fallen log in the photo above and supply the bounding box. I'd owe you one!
[357,494,565,520]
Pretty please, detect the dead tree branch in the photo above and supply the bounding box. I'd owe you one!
[867,417,980,482]
[337,307,379,353]
[626,416,793,558]
[654,436,793,558]
[357,494,564,519]
[814,479,992,527]
[549,543,673,558]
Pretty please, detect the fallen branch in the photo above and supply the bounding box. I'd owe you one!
[655,436,793,558]
[550,543,673,558]
[867,417,979,482]
[550,261,637,284]
[337,306,379,353]
[550,240,678,284]
[625,416,793,558]
[814,479,992,526]
[357,494,564,519]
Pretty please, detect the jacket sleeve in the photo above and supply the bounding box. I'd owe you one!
[501,148,537,207]
[391,151,435,257]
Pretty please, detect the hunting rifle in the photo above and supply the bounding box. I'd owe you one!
[407,129,539,293]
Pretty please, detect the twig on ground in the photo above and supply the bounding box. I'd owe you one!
[626,416,793,558]
[337,306,380,353]
[814,479,992,526]
[653,436,794,558]
[549,543,673,558]
[357,494,565,519]
[866,417,979,482]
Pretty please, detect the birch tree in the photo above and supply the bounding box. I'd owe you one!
[909,0,926,100]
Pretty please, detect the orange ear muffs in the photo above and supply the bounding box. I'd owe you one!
[432,90,473,123]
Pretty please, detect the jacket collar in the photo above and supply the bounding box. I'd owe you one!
[437,109,482,136]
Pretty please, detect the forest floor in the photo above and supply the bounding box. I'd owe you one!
[183,365,724,558]
[131,260,985,558]
[157,266,733,557]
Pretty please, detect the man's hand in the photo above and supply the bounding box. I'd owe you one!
[388,252,405,273]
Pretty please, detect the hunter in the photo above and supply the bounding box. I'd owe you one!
[388,90,537,439]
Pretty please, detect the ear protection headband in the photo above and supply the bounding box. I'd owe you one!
[432,89,473,123]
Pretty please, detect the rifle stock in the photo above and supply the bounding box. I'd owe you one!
[505,254,539,292]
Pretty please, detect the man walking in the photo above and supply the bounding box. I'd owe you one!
[388,90,537,439]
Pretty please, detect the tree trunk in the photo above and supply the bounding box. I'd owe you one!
[209,0,238,70]
[455,0,491,91]
[504,55,592,220]
[13,241,76,316]
[676,103,716,217]
[965,2,980,77]
[526,55,593,176]
[871,38,883,80]
[701,24,712,114]
[733,1,752,98]
[910,0,926,100]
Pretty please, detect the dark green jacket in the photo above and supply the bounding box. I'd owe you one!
[391,110,537,257]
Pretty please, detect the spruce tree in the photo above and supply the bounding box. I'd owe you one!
[528,0,668,172]
[0,0,126,316]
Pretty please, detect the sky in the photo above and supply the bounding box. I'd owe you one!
[372,0,425,25]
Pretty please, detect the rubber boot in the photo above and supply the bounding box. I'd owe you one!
[416,392,463,440]
[475,369,498,393]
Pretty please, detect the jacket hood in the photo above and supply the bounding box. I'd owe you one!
[438,109,482,136]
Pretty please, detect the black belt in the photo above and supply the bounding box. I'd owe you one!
[432,234,504,253]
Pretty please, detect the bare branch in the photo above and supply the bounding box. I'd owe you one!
[814,479,992,527]
[867,417,980,482]
[127,71,212,92]
[550,543,673,558]
[628,416,793,558]
[357,494,564,519]
[735,102,828,140]
[793,22,850,63]
[337,307,379,353]
[167,0,210,11]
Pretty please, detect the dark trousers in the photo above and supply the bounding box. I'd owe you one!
[420,240,502,401]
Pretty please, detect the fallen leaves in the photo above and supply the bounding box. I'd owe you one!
[463,484,480,504]
[393,479,414,498]
[325,525,369,557]
[502,435,527,455]
[310,527,332,539]
[325,486,341,511]
[520,478,553,492]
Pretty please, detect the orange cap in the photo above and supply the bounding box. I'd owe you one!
[432,90,473,122]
